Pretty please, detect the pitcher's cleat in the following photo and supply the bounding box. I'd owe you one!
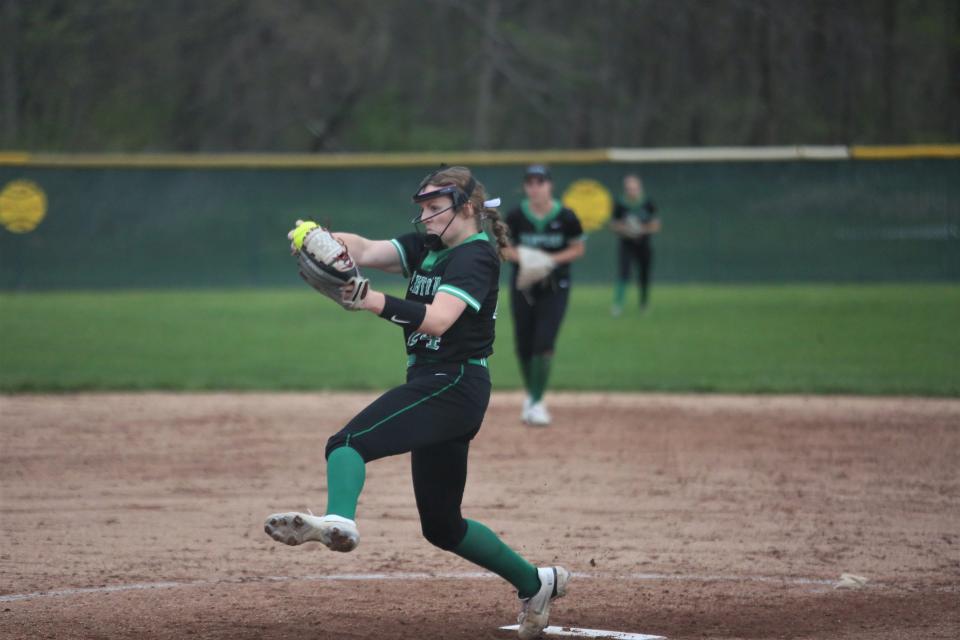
[264,512,359,552]
[517,566,570,639]
[522,396,533,423]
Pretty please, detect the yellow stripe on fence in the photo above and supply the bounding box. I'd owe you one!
[1,146,957,168]
[850,145,960,160]
[0,152,31,165]
[0,150,610,169]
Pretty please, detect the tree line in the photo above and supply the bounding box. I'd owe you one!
[1,0,957,152]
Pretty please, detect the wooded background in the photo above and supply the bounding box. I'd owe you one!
[1,0,958,152]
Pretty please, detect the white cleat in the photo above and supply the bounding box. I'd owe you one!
[522,396,533,423]
[526,401,551,426]
[264,512,359,552]
[518,566,570,640]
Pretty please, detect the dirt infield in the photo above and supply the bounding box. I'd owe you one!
[1,392,958,639]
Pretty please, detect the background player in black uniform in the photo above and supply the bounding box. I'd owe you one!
[503,164,585,426]
[264,166,568,640]
[609,173,661,316]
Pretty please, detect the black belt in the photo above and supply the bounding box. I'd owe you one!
[407,354,488,368]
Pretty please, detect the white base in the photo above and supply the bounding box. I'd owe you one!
[500,624,666,640]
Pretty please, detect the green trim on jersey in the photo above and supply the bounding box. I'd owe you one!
[620,194,653,215]
[520,199,563,233]
[390,238,410,277]
[437,284,481,311]
[419,232,490,272]
[345,365,465,446]
[620,193,645,209]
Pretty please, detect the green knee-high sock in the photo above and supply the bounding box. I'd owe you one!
[519,358,532,394]
[454,519,541,598]
[324,446,365,520]
[529,354,553,403]
[614,279,627,306]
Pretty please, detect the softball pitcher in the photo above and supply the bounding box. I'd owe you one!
[264,166,568,639]
[503,165,585,426]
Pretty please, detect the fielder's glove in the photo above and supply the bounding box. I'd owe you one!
[622,214,645,239]
[288,220,369,310]
[515,245,556,290]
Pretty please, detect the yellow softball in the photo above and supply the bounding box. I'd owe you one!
[289,220,318,251]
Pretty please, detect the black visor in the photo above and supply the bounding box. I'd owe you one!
[412,175,475,203]
[412,183,466,204]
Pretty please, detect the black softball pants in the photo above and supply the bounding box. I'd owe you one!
[618,240,653,305]
[510,284,571,361]
[325,362,491,550]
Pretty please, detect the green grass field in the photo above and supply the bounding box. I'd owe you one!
[1,284,958,395]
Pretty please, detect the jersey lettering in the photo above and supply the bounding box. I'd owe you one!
[518,231,565,249]
[409,273,442,297]
[407,332,442,351]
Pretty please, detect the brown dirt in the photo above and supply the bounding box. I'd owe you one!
[1,392,958,639]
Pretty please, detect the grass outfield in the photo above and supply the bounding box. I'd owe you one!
[0,284,958,395]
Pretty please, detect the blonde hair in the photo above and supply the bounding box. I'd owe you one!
[420,165,509,259]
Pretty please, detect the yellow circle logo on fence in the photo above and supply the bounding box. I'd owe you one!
[561,179,612,231]
[0,180,48,233]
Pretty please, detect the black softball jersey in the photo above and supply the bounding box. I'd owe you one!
[612,197,658,248]
[390,231,500,365]
[505,200,584,287]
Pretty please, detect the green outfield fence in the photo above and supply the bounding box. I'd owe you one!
[0,146,957,289]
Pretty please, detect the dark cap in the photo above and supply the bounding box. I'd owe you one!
[524,164,551,180]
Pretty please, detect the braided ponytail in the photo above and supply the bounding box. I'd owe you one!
[480,206,510,260]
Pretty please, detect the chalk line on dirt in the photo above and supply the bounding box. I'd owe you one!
[0,571,844,603]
